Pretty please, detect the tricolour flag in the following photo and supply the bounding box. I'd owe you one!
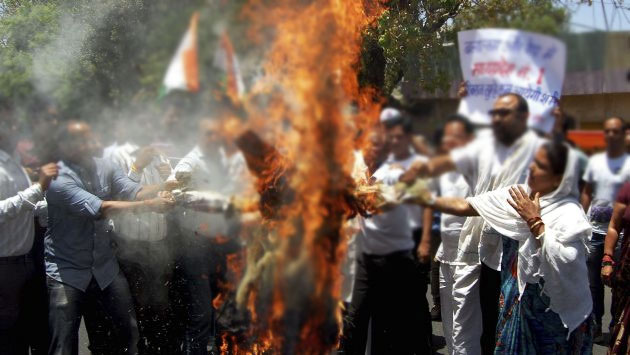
[160,12,200,96]
[214,31,245,100]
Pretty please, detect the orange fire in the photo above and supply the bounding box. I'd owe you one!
[220,0,385,353]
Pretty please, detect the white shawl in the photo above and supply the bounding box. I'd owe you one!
[467,148,593,336]
[456,130,543,267]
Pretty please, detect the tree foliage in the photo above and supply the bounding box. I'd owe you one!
[360,0,568,95]
[0,0,569,122]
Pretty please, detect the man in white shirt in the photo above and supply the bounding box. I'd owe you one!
[402,93,546,354]
[0,118,58,355]
[342,116,432,354]
[380,109,430,262]
[580,116,630,341]
[169,118,249,354]
[109,140,175,354]
[431,115,481,355]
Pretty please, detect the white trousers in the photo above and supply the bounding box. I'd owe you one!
[439,263,482,355]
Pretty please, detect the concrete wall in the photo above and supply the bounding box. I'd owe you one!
[561,93,630,129]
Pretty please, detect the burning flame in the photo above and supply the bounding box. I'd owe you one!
[215,0,385,353]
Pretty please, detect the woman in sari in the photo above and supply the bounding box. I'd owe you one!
[420,141,593,354]
[602,182,630,354]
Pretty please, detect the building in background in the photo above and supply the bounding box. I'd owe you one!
[401,31,630,152]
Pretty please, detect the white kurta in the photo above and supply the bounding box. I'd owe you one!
[467,148,592,336]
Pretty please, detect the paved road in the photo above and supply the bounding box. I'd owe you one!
[77,287,613,355]
[428,287,612,355]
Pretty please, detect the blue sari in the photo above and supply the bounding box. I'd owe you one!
[494,237,593,354]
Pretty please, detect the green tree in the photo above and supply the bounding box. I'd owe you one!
[0,0,570,122]
[360,0,569,96]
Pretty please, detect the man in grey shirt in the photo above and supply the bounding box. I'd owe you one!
[45,121,175,355]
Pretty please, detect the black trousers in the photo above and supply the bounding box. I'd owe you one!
[47,272,139,355]
[0,255,48,355]
[342,250,432,354]
[430,231,442,304]
[479,262,501,355]
[117,240,174,355]
[178,236,242,355]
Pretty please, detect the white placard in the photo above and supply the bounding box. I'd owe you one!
[457,28,566,133]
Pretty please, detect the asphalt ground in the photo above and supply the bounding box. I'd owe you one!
[76,286,613,354]
[428,287,612,355]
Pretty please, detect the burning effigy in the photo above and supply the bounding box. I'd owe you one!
[166,1,433,353]
[228,2,384,353]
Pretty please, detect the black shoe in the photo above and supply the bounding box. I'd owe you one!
[430,304,442,321]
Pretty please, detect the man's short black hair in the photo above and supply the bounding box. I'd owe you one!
[498,93,529,114]
[383,115,413,134]
[444,114,474,134]
[432,128,443,148]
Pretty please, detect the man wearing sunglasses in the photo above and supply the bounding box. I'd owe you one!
[400,92,546,354]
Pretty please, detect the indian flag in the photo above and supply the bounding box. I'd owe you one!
[160,12,200,96]
[214,31,245,100]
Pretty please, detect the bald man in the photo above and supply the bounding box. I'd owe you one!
[45,121,175,355]
[401,93,546,354]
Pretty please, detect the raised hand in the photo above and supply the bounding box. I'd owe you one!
[507,185,541,222]
[38,163,59,191]
[399,161,429,185]
[134,146,159,170]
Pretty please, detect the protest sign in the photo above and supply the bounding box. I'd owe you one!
[457,28,566,133]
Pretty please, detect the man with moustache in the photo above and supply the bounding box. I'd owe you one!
[401,93,546,354]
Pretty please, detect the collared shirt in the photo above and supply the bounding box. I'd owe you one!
[102,141,119,160]
[384,152,428,230]
[45,158,142,291]
[108,142,168,242]
[358,162,414,255]
[168,145,248,238]
[0,150,43,257]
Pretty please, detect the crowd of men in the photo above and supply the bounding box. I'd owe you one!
[1,109,251,355]
[0,90,627,355]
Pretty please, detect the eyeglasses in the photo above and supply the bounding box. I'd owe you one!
[488,108,515,117]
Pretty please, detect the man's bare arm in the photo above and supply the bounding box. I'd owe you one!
[432,197,478,217]
[101,193,174,217]
[400,155,456,183]
[416,207,434,263]
[580,182,593,213]
[135,184,162,200]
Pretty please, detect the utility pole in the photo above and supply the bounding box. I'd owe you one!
[601,0,610,31]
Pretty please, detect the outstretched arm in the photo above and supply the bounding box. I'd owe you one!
[431,196,478,217]
[399,155,456,183]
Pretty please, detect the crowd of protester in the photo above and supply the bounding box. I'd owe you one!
[1,90,630,355]
[340,92,630,355]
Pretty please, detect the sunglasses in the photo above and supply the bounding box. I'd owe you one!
[488,108,516,117]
